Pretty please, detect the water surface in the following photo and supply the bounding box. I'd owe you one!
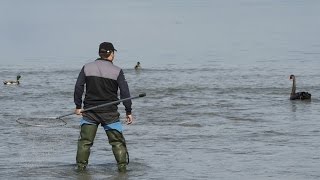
[1,0,320,179]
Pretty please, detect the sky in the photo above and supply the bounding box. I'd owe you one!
[1,0,320,68]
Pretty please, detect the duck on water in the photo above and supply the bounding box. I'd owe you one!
[289,74,311,100]
[134,62,141,70]
[3,75,21,85]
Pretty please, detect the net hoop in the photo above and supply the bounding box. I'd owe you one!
[16,117,67,127]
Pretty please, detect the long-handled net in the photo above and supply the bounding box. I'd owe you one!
[16,93,146,127]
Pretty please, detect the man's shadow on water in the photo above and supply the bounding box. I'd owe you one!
[66,161,150,180]
[12,161,150,180]
[71,161,150,180]
[73,164,126,180]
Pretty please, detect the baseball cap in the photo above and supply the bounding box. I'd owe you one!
[99,42,117,53]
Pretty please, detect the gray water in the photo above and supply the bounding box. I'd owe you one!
[1,1,320,179]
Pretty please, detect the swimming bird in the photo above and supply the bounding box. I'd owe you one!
[289,74,311,100]
[134,62,141,70]
[3,75,21,85]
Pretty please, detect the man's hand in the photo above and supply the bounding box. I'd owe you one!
[126,114,133,125]
[74,109,83,115]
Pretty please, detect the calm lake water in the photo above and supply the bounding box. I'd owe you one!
[1,0,320,179]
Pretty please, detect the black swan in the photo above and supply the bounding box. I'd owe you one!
[3,75,21,85]
[289,74,311,100]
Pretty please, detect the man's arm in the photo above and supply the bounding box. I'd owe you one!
[117,69,132,115]
[74,66,86,110]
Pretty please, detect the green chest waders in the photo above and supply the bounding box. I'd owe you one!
[76,124,98,170]
[106,129,129,172]
[76,125,128,172]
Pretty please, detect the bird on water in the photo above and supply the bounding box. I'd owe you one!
[134,62,141,70]
[3,75,21,85]
[289,74,311,100]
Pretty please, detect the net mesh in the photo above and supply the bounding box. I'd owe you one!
[16,117,67,127]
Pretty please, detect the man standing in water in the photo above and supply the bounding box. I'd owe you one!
[74,42,133,172]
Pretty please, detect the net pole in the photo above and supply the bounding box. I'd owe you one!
[56,93,146,119]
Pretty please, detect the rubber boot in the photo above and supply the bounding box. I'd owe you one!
[106,130,128,172]
[76,124,98,171]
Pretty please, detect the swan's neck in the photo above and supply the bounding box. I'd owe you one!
[291,78,296,95]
